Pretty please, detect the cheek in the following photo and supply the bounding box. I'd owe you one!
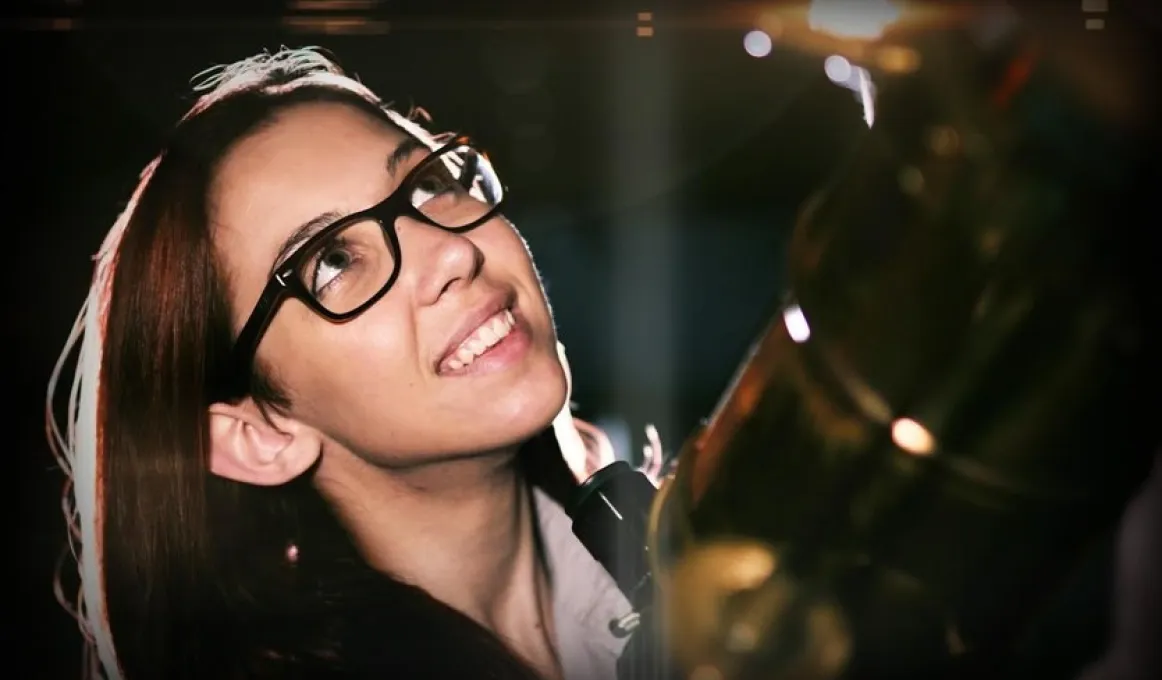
[479,224,549,301]
[477,219,535,267]
[267,302,420,399]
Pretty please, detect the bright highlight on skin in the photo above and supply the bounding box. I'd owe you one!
[743,30,773,58]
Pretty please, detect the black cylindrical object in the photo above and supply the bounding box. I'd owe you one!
[568,461,658,609]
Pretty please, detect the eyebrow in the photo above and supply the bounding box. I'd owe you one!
[386,135,429,176]
[269,136,432,275]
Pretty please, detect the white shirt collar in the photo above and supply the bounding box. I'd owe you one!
[533,487,633,680]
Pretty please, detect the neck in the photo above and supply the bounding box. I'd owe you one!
[316,447,554,641]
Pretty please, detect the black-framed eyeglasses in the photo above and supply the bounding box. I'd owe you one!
[227,135,505,393]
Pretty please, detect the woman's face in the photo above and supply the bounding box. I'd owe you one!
[210,100,568,466]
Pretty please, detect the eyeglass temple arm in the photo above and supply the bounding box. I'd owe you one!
[231,277,290,383]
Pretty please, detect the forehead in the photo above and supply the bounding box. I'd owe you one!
[209,100,411,274]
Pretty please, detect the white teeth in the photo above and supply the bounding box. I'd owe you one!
[445,308,515,371]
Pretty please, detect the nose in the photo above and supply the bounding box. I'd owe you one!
[396,215,483,306]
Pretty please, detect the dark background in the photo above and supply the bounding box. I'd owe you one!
[4,2,1155,678]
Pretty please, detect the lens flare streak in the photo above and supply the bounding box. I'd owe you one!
[807,0,902,40]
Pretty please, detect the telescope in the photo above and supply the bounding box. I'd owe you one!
[564,4,1157,679]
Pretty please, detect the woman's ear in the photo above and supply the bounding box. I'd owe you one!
[207,399,322,486]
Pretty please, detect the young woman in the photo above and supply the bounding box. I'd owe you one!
[48,47,640,680]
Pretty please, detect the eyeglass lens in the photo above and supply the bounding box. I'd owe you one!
[296,144,504,314]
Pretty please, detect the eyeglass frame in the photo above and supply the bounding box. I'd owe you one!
[227,135,505,394]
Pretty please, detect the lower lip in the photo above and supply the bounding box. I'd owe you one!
[441,312,533,377]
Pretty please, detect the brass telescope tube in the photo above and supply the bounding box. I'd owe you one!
[635,11,1156,680]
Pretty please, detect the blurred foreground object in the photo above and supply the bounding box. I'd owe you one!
[629,3,1159,679]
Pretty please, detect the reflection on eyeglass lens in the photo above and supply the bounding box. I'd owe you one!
[409,146,503,227]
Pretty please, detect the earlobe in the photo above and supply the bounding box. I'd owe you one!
[207,401,321,486]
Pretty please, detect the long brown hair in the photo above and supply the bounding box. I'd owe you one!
[50,48,572,680]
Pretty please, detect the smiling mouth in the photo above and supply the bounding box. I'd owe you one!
[440,308,517,373]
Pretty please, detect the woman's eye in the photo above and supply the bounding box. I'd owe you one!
[312,247,352,294]
[412,172,460,206]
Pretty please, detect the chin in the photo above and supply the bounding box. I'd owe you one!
[441,340,568,451]
[492,377,568,441]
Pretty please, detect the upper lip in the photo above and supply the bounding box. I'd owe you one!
[435,289,515,370]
